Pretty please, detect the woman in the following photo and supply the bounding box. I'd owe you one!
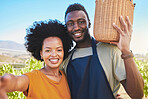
[0,19,73,99]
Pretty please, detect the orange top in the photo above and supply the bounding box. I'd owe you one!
[23,70,71,99]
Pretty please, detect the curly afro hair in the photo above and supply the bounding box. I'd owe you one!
[65,3,90,22]
[25,19,73,61]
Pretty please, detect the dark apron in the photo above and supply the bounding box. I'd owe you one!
[67,38,115,99]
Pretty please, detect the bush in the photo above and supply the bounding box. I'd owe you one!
[0,57,148,98]
[136,59,148,97]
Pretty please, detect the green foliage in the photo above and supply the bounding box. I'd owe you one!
[136,59,148,97]
[20,58,43,74]
[0,57,43,99]
[1,57,148,98]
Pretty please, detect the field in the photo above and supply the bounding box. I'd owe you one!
[0,48,148,99]
[0,48,30,66]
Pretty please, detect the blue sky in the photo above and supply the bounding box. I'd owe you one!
[0,0,148,54]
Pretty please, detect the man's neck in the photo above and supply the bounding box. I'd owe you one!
[76,36,92,48]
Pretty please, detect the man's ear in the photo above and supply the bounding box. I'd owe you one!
[89,21,91,28]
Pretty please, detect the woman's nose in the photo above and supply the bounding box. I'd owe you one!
[51,50,57,56]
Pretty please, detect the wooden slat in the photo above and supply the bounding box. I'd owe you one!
[93,0,135,43]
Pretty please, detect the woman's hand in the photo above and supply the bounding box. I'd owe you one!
[0,73,29,98]
[0,89,8,99]
[0,74,12,99]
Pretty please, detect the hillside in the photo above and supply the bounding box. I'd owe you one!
[0,55,25,65]
[0,40,30,66]
[0,40,25,50]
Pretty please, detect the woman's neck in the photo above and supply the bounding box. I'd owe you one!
[43,66,60,77]
[40,66,62,82]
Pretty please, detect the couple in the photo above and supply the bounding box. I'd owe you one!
[0,3,144,99]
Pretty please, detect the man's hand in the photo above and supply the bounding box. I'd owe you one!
[116,94,123,99]
[110,16,132,54]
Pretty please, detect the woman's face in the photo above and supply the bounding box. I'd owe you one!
[40,37,64,69]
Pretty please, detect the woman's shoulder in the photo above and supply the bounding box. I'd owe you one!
[23,70,39,78]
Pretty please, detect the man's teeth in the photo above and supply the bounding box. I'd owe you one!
[74,33,81,36]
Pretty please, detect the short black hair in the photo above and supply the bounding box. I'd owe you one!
[65,3,90,22]
[25,19,73,61]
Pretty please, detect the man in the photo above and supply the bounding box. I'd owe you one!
[62,3,144,99]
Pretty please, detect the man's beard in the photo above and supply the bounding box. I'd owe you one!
[71,28,90,43]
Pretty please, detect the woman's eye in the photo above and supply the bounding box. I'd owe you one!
[45,50,50,52]
[57,49,62,52]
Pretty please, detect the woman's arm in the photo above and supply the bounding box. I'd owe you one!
[0,74,29,97]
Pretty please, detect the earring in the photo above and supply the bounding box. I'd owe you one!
[43,62,45,67]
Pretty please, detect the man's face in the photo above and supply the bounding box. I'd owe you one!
[65,11,90,43]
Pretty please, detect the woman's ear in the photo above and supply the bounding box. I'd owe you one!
[40,50,43,59]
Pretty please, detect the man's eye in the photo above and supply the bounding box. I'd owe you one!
[78,21,85,25]
[67,23,73,26]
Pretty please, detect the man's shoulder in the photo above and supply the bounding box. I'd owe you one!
[96,42,119,52]
[97,42,117,48]
[96,42,122,59]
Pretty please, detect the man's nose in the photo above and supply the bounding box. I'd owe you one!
[73,22,79,30]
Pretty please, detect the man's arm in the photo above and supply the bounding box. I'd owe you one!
[111,16,144,99]
[120,57,144,99]
[0,74,29,97]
